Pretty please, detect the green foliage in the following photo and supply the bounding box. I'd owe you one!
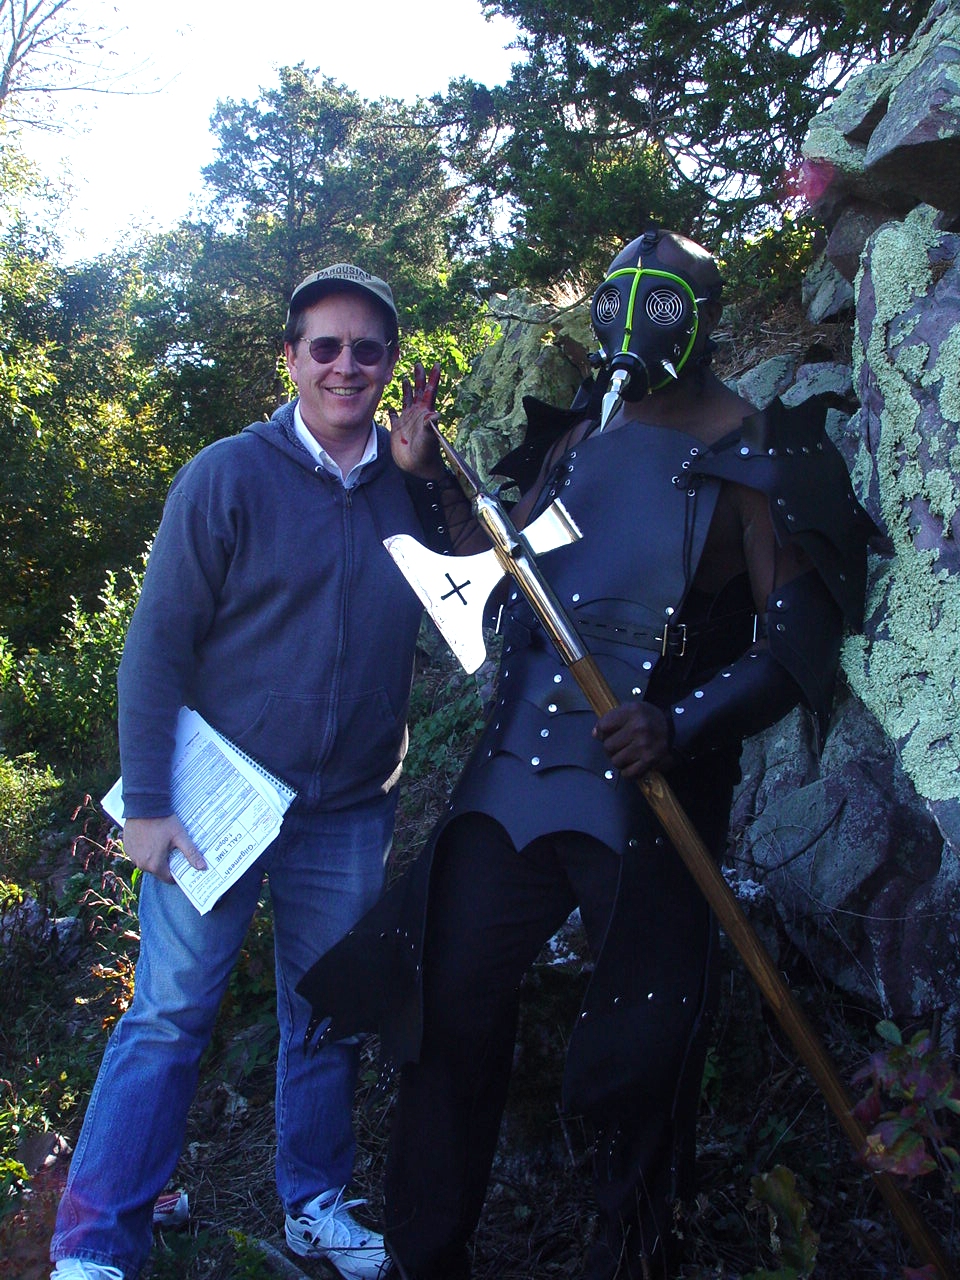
[0,1156,29,1223]
[1,566,142,771]
[0,752,60,872]
[404,669,484,785]
[853,1020,960,1193]
[440,0,926,281]
[719,216,820,316]
[0,186,179,646]
[382,314,501,424]
[745,1165,820,1278]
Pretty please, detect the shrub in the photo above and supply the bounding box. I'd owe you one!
[0,752,60,878]
[1,564,142,772]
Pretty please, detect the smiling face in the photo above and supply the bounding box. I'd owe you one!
[284,290,399,462]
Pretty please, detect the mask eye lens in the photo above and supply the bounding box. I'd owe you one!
[594,286,622,326]
[645,289,685,326]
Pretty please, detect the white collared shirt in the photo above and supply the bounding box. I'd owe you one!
[293,401,379,489]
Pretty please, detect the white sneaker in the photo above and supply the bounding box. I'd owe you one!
[284,1187,388,1279]
[51,1262,124,1280]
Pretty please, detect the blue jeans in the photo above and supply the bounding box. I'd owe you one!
[51,794,396,1278]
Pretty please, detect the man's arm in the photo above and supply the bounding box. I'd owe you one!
[118,463,230,878]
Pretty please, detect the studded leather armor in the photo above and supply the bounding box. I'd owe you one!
[446,394,872,852]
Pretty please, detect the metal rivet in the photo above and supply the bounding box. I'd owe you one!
[631,687,642,696]
[540,728,549,738]
[547,703,557,713]
[740,446,750,456]
[604,770,615,780]
[554,674,562,684]
[642,660,653,670]
[694,690,704,698]
[572,592,581,602]
[531,756,540,766]
[674,705,685,715]
[665,606,675,617]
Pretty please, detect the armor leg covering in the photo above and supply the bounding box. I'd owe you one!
[384,816,584,1277]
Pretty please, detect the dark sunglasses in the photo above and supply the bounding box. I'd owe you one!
[300,336,394,367]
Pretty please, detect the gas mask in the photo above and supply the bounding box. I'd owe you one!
[590,233,703,426]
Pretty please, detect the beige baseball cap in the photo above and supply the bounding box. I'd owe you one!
[287,263,398,326]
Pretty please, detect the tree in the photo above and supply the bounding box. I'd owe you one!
[0,0,131,126]
[440,0,928,283]
[133,66,489,453]
[0,139,180,645]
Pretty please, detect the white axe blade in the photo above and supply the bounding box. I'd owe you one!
[384,499,581,674]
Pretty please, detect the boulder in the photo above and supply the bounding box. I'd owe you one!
[801,0,960,216]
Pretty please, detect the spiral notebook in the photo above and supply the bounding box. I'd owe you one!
[102,707,297,914]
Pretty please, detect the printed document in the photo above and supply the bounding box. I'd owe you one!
[102,707,297,914]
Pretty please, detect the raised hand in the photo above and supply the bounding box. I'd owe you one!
[389,361,444,477]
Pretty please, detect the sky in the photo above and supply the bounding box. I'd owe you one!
[26,0,522,261]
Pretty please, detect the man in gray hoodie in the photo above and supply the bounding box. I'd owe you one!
[50,264,463,1280]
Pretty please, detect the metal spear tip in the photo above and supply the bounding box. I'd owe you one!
[661,359,679,380]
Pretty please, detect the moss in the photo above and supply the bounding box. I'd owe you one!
[841,211,960,805]
[926,467,960,530]
[845,552,960,802]
[897,342,930,384]
[937,322,960,424]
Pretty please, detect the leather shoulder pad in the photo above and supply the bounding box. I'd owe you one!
[691,397,877,629]
[492,381,601,492]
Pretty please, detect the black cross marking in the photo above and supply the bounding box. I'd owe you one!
[441,572,472,605]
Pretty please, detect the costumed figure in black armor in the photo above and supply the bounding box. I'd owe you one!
[298,230,875,1279]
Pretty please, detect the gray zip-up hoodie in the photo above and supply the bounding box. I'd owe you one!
[118,400,424,817]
